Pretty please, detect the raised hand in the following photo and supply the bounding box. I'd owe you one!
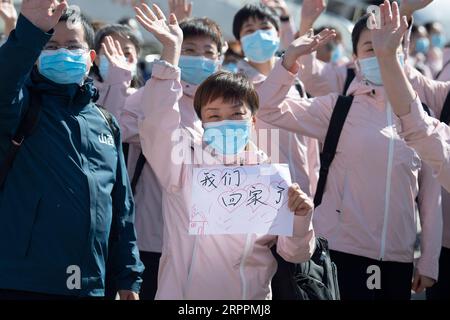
[0,0,17,23]
[20,0,68,33]
[0,0,18,35]
[261,0,290,18]
[399,0,433,18]
[371,0,409,58]
[299,0,326,35]
[288,183,313,216]
[282,28,336,72]
[102,36,133,71]
[168,0,192,22]
[135,3,183,65]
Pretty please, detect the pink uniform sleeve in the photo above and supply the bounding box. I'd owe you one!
[120,88,144,145]
[297,52,348,97]
[138,61,187,191]
[399,97,450,193]
[256,60,338,143]
[416,160,443,281]
[96,64,134,120]
[406,64,450,117]
[276,211,316,263]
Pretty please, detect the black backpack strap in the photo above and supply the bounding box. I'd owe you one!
[314,95,354,208]
[96,105,120,145]
[0,89,42,189]
[439,91,450,124]
[131,152,146,195]
[421,102,431,116]
[343,68,356,96]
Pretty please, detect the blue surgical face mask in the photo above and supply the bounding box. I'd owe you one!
[203,120,252,155]
[223,62,239,73]
[431,33,446,49]
[358,56,383,86]
[331,44,344,64]
[38,49,90,85]
[179,55,219,85]
[99,55,110,80]
[415,37,430,54]
[359,54,405,86]
[241,29,280,63]
[99,55,131,80]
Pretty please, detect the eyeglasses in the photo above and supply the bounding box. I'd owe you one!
[180,48,220,60]
[43,44,89,51]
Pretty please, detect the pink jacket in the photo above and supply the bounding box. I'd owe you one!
[436,48,450,82]
[120,79,203,253]
[237,60,319,196]
[399,99,450,249]
[138,61,316,300]
[403,69,450,251]
[297,52,355,97]
[257,60,443,280]
[93,64,136,121]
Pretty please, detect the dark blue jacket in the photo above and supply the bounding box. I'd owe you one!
[0,15,144,297]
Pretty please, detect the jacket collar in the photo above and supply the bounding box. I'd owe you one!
[28,67,99,108]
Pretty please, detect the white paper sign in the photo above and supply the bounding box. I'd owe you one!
[190,164,294,236]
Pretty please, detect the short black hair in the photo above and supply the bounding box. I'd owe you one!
[233,4,280,40]
[194,71,259,120]
[58,7,95,50]
[351,14,370,55]
[94,24,142,55]
[180,18,225,55]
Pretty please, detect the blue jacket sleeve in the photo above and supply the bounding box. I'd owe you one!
[110,117,144,293]
[0,14,52,136]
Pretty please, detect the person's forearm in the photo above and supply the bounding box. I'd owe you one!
[3,18,17,36]
[378,54,416,116]
[299,18,314,37]
[161,44,180,67]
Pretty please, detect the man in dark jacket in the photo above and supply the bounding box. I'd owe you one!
[0,0,144,299]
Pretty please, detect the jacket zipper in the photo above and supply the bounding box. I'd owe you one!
[380,102,395,260]
[240,234,253,300]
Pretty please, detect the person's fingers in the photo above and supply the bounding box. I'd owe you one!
[379,2,386,28]
[385,0,393,25]
[152,3,166,21]
[51,0,67,24]
[169,13,178,26]
[135,12,157,34]
[101,42,112,60]
[107,36,119,56]
[115,40,125,57]
[187,1,193,16]
[141,3,157,21]
[398,15,409,36]
[391,0,400,29]
[290,195,304,212]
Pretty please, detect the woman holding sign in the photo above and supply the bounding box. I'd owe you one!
[256,1,443,300]
[132,3,330,300]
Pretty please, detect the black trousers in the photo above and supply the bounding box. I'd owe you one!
[138,251,161,300]
[426,246,450,300]
[330,250,414,300]
[0,289,102,300]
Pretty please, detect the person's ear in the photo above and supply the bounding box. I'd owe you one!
[89,50,97,66]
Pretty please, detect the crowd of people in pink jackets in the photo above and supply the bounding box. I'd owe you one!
[1,0,450,300]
